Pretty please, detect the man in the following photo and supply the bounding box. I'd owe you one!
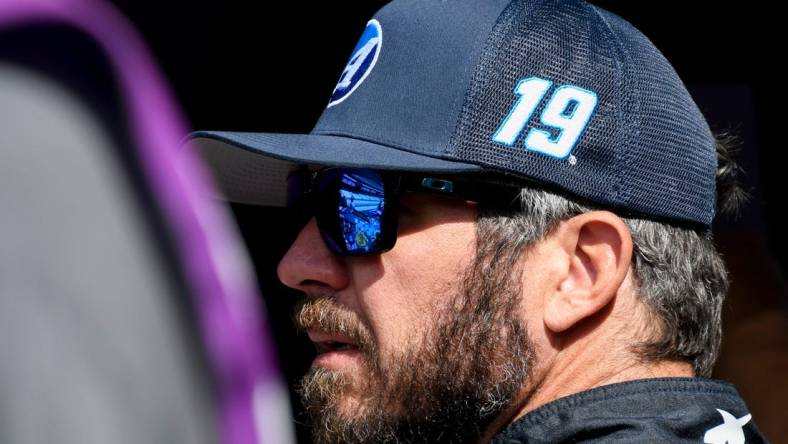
[189,0,768,442]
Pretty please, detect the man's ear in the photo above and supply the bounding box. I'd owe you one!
[543,211,633,333]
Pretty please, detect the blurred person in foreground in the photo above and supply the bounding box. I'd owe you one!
[189,0,770,442]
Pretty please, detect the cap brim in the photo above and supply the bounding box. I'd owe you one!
[187,131,482,206]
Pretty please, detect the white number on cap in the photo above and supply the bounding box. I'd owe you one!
[492,77,598,159]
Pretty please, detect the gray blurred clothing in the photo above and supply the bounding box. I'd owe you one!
[0,63,216,443]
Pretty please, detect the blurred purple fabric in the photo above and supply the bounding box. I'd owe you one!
[0,1,291,443]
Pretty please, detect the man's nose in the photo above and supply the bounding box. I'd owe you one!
[277,217,349,292]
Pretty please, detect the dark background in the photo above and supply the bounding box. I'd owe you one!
[108,1,785,441]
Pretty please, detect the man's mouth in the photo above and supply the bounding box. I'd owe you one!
[308,330,362,367]
[308,330,359,352]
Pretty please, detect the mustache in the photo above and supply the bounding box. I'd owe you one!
[293,296,376,354]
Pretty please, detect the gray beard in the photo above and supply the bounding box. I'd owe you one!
[295,238,535,444]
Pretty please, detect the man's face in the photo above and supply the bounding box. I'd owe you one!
[278,191,534,443]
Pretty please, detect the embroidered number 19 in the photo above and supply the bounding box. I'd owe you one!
[492,77,598,159]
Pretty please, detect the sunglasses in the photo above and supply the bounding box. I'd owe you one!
[286,167,522,256]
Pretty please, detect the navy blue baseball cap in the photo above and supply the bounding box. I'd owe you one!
[189,0,717,226]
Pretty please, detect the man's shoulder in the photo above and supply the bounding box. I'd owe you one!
[492,377,769,443]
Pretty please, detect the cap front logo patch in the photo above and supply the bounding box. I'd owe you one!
[328,19,382,108]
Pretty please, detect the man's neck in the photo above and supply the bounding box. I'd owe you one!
[478,355,694,443]
[519,358,695,415]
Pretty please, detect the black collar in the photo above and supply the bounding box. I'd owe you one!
[492,378,767,443]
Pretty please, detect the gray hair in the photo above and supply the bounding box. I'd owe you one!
[477,131,746,377]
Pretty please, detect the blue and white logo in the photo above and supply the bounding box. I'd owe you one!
[328,19,382,108]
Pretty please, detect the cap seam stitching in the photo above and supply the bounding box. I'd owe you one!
[588,4,640,208]
[442,0,520,157]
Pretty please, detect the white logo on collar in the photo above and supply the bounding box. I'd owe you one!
[703,409,752,444]
[327,19,382,108]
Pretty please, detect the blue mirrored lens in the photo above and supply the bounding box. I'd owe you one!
[336,170,386,254]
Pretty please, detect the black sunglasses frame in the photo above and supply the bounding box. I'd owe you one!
[286,167,523,256]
